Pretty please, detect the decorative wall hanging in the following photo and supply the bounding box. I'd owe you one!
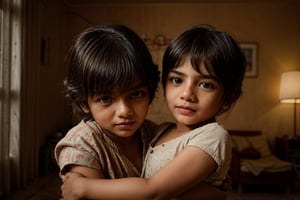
[240,43,258,78]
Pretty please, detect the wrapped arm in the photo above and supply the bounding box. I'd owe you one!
[62,146,218,200]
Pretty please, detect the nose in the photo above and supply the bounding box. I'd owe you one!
[180,82,196,102]
[117,99,134,118]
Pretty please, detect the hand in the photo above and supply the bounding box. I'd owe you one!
[61,172,85,200]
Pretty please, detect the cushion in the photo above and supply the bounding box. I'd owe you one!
[231,136,250,152]
[231,134,272,158]
[240,155,293,176]
[247,134,272,157]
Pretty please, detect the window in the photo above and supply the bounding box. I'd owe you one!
[0,0,22,195]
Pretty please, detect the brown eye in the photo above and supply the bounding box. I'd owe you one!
[131,91,144,99]
[98,96,112,104]
[171,77,182,85]
[199,82,214,89]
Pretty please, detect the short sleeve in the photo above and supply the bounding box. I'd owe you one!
[55,138,101,175]
[188,124,232,170]
[54,122,102,175]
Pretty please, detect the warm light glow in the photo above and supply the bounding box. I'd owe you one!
[279,70,300,103]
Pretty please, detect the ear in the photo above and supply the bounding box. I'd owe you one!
[80,104,90,113]
[217,102,231,115]
[222,103,230,111]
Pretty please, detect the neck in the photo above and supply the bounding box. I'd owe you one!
[101,127,139,148]
[176,117,216,132]
[100,127,143,170]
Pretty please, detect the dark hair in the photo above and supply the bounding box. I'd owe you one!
[162,26,246,114]
[65,25,160,119]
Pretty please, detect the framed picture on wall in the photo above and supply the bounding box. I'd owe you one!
[240,43,258,78]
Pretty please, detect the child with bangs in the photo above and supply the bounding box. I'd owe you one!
[55,24,160,180]
[61,25,246,200]
[56,24,228,200]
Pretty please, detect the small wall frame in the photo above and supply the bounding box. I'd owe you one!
[240,43,258,78]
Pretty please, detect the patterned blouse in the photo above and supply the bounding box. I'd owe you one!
[55,119,156,179]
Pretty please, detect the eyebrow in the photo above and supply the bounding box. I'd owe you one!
[169,69,219,81]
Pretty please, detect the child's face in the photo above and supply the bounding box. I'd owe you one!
[165,59,224,128]
[82,79,150,138]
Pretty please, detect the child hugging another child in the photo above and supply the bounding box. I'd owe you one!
[58,25,246,200]
[55,24,160,180]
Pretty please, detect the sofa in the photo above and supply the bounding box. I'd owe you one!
[229,130,295,193]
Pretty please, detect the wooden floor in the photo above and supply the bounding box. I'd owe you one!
[2,171,62,200]
[3,171,300,200]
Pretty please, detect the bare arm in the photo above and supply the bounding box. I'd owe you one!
[61,165,105,200]
[62,146,217,200]
[62,173,228,200]
[68,165,104,179]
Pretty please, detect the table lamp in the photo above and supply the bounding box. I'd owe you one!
[279,70,300,138]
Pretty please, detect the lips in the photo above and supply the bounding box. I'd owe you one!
[175,105,196,115]
[115,121,136,129]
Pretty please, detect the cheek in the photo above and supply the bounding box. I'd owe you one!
[206,95,224,112]
[91,109,109,123]
[165,85,176,99]
[90,105,113,121]
[164,91,173,107]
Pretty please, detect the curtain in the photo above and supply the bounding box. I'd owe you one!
[0,0,22,195]
[0,0,40,196]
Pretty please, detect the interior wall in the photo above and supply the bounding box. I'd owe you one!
[35,0,69,146]
[60,0,300,141]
